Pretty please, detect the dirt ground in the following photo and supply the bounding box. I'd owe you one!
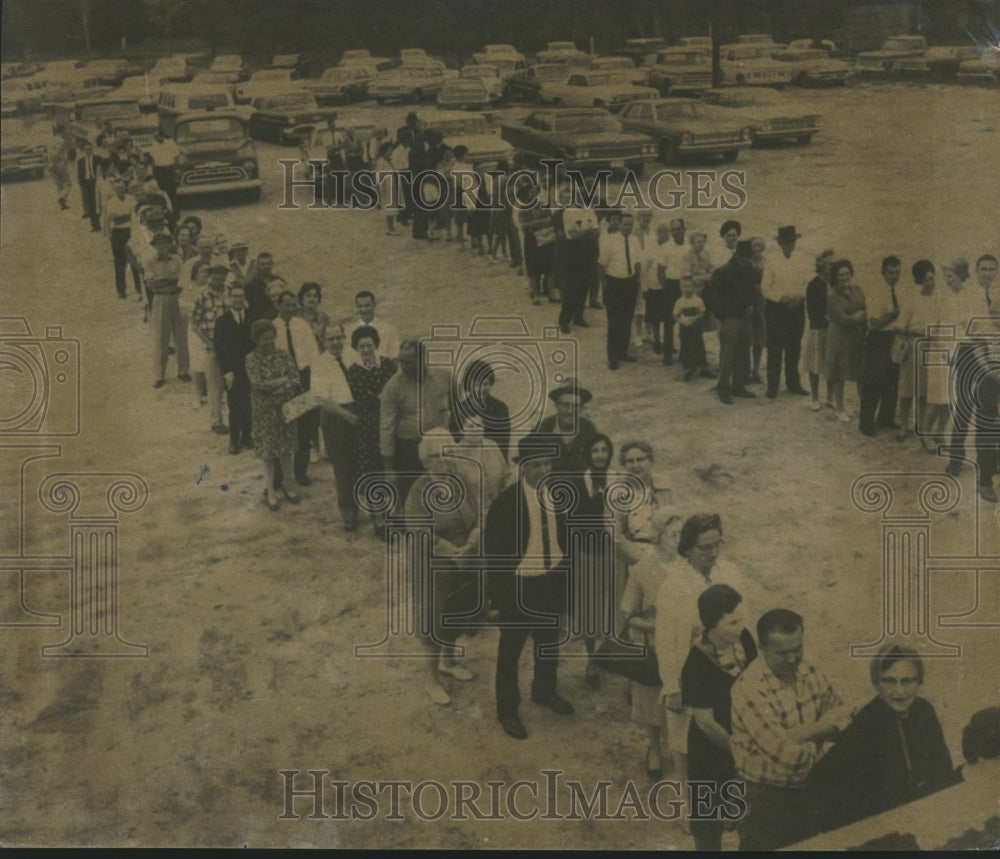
[1,80,999,848]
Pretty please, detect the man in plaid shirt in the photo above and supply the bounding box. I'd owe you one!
[730,609,854,850]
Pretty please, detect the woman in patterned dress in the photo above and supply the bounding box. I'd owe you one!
[245,319,302,511]
[825,259,867,423]
[345,325,397,526]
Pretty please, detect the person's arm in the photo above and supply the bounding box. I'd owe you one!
[825,289,851,326]
[653,576,684,709]
[730,685,822,773]
[692,708,733,752]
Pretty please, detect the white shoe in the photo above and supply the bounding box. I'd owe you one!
[810,401,821,411]
[837,411,852,423]
[438,663,474,682]
[426,683,451,706]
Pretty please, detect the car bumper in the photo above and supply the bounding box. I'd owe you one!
[753,126,820,141]
[677,139,752,155]
[1,161,47,178]
[176,178,261,197]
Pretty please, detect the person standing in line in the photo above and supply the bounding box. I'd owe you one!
[599,210,643,370]
[658,218,689,365]
[214,284,255,455]
[190,262,233,435]
[76,142,106,232]
[103,176,137,299]
[760,225,811,399]
[803,250,836,412]
[859,256,904,436]
[824,259,867,423]
[555,184,600,333]
[144,232,190,389]
[702,241,758,404]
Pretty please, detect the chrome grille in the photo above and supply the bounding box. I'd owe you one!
[181,166,247,185]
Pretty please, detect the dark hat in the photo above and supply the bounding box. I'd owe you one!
[734,240,755,259]
[512,433,560,464]
[776,225,801,242]
[548,376,593,404]
[208,262,230,274]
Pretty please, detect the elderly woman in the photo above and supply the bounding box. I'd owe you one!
[681,584,757,851]
[404,428,482,706]
[806,644,958,834]
[656,514,745,786]
[245,319,303,511]
[452,415,512,513]
[804,249,836,410]
[345,325,396,530]
[825,259,867,423]
[895,260,939,441]
[296,282,331,350]
[614,440,681,778]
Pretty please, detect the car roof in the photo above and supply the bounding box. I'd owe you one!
[175,110,245,122]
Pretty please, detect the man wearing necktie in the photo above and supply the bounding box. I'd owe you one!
[859,255,903,436]
[214,284,255,454]
[485,435,574,740]
[312,323,360,530]
[598,210,642,370]
[76,142,104,232]
[275,289,320,486]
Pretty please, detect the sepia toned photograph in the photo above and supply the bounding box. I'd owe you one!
[1,0,998,849]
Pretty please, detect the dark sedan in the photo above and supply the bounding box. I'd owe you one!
[619,98,752,163]
[247,92,336,145]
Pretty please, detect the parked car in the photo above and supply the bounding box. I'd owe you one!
[719,44,793,86]
[235,69,297,104]
[81,59,139,87]
[700,87,820,144]
[458,64,504,100]
[172,111,261,201]
[368,64,456,103]
[774,48,851,86]
[535,41,590,65]
[400,48,430,64]
[40,60,83,78]
[500,107,656,171]
[644,48,713,94]
[305,66,374,105]
[210,55,245,75]
[417,109,513,167]
[618,97,752,163]
[542,71,658,111]
[614,37,670,65]
[341,49,372,64]
[1,77,49,116]
[148,56,191,82]
[247,91,335,144]
[924,44,981,79]
[0,129,47,181]
[587,56,648,86]
[437,78,493,111]
[61,95,159,149]
[957,51,1000,84]
[675,36,712,49]
[267,53,301,71]
[157,84,237,137]
[472,44,526,66]
[113,74,163,111]
[190,71,240,93]
[482,58,526,86]
[40,75,113,109]
[736,34,785,49]
[507,64,571,101]
[856,36,929,75]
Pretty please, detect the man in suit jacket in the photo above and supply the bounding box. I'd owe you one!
[76,142,105,232]
[213,283,254,454]
[485,434,574,740]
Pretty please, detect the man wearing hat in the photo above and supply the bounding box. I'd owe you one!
[145,231,190,388]
[485,434,574,740]
[190,262,234,433]
[703,241,759,404]
[227,239,252,284]
[760,226,811,398]
[537,377,600,475]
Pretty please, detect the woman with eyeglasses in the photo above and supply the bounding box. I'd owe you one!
[805,643,958,834]
[654,513,747,785]
[614,440,681,778]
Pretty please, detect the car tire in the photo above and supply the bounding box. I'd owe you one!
[658,138,677,164]
[722,149,739,162]
[658,81,672,97]
[796,72,809,87]
[248,187,262,203]
[593,99,605,109]
[375,97,386,105]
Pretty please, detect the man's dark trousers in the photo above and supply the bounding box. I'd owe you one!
[765,299,805,394]
[604,274,639,362]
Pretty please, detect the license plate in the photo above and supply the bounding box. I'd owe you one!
[610,159,624,167]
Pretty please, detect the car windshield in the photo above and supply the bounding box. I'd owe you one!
[175,116,244,142]
[425,117,489,135]
[462,67,498,79]
[656,102,705,121]
[552,113,619,133]
[81,102,140,120]
[658,51,708,64]
[531,66,569,81]
[573,74,611,86]
[445,81,487,93]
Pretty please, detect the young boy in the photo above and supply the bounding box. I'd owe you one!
[674,275,715,381]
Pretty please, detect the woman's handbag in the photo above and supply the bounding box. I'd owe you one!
[594,634,661,687]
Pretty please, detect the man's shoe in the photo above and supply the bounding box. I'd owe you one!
[573,319,589,328]
[787,386,810,396]
[860,427,877,438]
[620,354,637,363]
[608,360,619,371]
[296,473,312,487]
[732,389,756,398]
[559,324,571,334]
[979,485,998,504]
[153,379,165,389]
[945,461,963,478]
[662,356,674,366]
[532,693,574,715]
[589,302,603,310]
[228,443,240,455]
[499,714,527,740]
[718,393,734,405]
[766,390,778,400]
[748,374,764,385]
[211,422,228,435]
[699,369,717,379]
[178,373,192,382]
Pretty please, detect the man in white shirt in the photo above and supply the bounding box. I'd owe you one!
[658,218,689,365]
[859,256,903,436]
[312,323,360,529]
[275,289,321,486]
[353,290,399,365]
[598,210,643,370]
[761,226,811,398]
[147,131,181,211]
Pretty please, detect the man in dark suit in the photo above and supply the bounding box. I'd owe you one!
[213,284,254,455]
[485,434,574,740]
[76,142,105,232]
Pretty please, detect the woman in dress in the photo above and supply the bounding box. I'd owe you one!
[895,260,938,441]
[614,440,681,779]
[245,319,303,511]
[825,259,867,423]
[681,584,757,851]
[656,514,746,789]
[345,325,397,531]
[404,428,482,706]
[806,644,957,834]
[296,282,331,350]
[804,249,836,411]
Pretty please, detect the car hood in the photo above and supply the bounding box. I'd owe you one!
[177,138,250,160]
